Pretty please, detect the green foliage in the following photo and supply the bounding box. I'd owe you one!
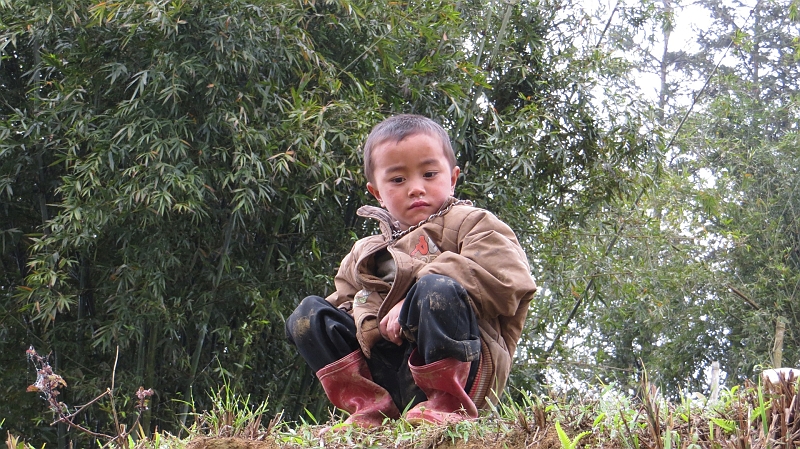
[194,375,269,438]
[524,0,800,400]
[662,0,800,384]
[555,420,591,449]
[5,0,797,444]
[1,0,652,445]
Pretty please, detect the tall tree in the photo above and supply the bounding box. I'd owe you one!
[542,0,800,396]
[678,0,800,382]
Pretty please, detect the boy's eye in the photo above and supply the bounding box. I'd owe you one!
[390,177,405,184]
[423,171,438,178]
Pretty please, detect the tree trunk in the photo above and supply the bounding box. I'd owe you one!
[179,315,209,431]
[142,322,160,436]
[773,318,785,368]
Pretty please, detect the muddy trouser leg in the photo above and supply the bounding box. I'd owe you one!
[398,274,482,394]
[285,295,360,372]
[286,296,402,427]
[285,295,423,411]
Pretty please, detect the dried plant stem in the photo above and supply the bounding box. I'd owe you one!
[52,417,115,441]
[50,388,110,425]
[109,346,126,444]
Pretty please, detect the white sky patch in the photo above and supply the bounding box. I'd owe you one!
[694,167,715,188]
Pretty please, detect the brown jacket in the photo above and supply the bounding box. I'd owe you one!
[325,198,537,407]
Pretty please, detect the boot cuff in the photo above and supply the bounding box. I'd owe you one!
[316,349,363,380]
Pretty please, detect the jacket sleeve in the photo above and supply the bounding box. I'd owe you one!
[415,209,537,319]
[325,249,358,308]
[324,241,385,358]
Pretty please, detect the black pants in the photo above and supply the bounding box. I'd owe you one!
[286,274,481,410]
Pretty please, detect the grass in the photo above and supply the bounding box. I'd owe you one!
[7,370,800,449]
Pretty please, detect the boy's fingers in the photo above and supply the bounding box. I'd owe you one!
[380,315,399,344]
[379,316,389,337]
[380,299,405,344]
[381,319,402,345]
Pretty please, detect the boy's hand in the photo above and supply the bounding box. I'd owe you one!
[380,299,405,346]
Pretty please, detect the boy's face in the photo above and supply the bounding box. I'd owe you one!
[367,132,460,230]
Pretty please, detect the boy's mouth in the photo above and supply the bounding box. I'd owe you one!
[410,200,429,209]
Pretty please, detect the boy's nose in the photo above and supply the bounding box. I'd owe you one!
[408,180,425,197]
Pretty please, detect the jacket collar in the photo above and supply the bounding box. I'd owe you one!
[356,197,463,239]
[356,204,398,238]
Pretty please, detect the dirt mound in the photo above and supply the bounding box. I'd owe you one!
[185,424,565,449]
[187,437,283,449]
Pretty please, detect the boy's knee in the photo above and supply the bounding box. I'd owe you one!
[414,274,466,301]
[286,295,326,340]
[410,274,470,315]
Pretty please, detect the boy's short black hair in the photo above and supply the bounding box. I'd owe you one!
[362,114,457,183]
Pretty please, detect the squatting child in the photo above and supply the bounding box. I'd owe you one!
[286,114,537,427]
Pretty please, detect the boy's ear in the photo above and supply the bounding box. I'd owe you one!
[450,166,461,192]
[367,182,383,205]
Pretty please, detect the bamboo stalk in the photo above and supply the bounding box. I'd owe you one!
[710,361,720,402]
[773,318,786,368]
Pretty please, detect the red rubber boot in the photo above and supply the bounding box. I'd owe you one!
[317,350,400,428]
[405,349,478,425]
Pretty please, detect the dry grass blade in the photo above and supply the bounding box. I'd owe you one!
[640,375,663,449]
[760,368,800,447]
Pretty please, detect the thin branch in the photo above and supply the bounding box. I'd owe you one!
[103,415,143,449]
[110,346,122,436]
[53,417,115,440]
[729,285,761,310]
[595,1,620,49]
[51,388,111,425]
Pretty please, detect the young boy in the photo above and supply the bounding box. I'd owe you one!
[286,114,537,427]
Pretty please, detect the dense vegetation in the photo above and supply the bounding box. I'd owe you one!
[1,0,798,447]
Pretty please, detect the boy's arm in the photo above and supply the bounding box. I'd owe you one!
[324,243,385,358]
[325,250,359,308]
[415,209,537,319]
